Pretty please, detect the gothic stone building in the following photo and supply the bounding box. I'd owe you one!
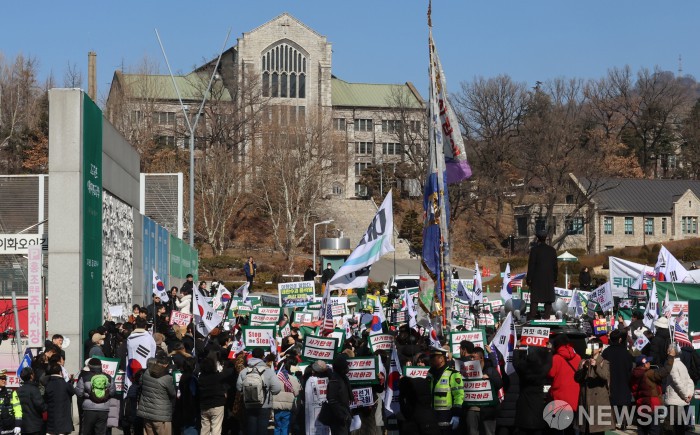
[106,13,425,199]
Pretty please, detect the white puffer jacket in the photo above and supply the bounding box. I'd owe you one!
[666,356,695,406]
[272,373,301,411]
[175,294,192,315]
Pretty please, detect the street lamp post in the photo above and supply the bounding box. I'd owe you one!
[313,220,334,275]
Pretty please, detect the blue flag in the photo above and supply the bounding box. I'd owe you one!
[17,349,33,377]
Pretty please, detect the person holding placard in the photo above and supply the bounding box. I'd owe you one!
[427,347,463,434]
[463,346,502,435]
[574,338,614,434]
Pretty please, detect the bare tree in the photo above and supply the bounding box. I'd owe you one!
[608,66,691,177]
[63,62,83,88]
[0,53,45,174]
[252,107,338,267]
[453,75,529,235]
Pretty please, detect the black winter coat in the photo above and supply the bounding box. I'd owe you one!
[326,371,352,428]
[649,328,671,365]
[602,343,634,406]
[526,242,558,303]
[514,348,551,430]
[198,368,235,410]
[17,381,45,433]
[398,376,439,435]
[496,371,519,428]
[44,375,75,434]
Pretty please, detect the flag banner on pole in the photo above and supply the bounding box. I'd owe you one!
[673,308,691,347]
[369,297,386,336]
[609,256,654,297]
[328,191,394,290]
[212,283,231,310]
[500,263,512,301]
[16,349,32,377]
[589,282,614,313]
[490,312,516,375]
[152,269,168,302]
[194,287,222,335]
[643,281,659,332]
[655,245,689,283]
[384,343,402,414]
[126,330,156,389]
[404,288,418,330]
[428,28,471,184]
[473,261,483,300]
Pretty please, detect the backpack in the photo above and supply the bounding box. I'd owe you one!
[89,373,111,403]
[242,367,267,408]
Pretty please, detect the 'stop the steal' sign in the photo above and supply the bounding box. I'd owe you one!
[520,327,550,347]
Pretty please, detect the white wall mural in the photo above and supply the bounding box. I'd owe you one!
[102,191,133,321]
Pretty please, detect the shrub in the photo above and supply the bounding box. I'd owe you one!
[200,255,244,271]
[499,256,528,270]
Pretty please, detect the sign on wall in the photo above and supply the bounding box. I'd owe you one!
[27,245,44,348]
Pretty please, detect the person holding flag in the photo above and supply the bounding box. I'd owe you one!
[525,229,558,320]
[272,359,301,435]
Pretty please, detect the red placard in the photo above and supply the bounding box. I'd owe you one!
[520,326,550,347]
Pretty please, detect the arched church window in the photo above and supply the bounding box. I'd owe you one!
[261,42,307,99]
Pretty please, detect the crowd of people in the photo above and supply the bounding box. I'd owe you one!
[1,237,698,435]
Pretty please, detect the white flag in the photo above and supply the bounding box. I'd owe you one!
[663,290,672,318]
[269,333,278,355]
[152,269,169,302]
[384,343,402,414]
[427,322,441,348]
[569,290,584,317]
[643,281,659,332]
[212,283,232,310]
[490,312,516,375]
[404,288,417,330]
[455,280,471,302]
[328,191,394,290]
[194,287,222,335]
[655,245,688,283]
[474,261,483,300]
[500,263,512,301]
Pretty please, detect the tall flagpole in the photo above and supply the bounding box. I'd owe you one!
[427,2,452,329]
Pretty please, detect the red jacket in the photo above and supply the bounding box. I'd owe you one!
[548,344,581,409]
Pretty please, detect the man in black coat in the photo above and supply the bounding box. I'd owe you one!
[602,329,634,429]
[17,367,45,435]
[525,229,558,320]
[326,354,352,435]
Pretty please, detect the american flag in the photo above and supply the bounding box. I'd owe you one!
[277,366,295,393]
[674,309,691,348]
[321,300,335,335]
[507,273,526,292]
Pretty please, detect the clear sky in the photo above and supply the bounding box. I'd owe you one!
[2,1,699,103]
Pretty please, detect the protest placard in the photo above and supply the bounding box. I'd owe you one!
[95,356,120,378]
[477,313,495,326]
[350,387,375,409]
[331,304,346,317]
[593,318,608,335]
[278,281,316,307]
[455,359,483,380]
[449,330,485,357]
[293,311,314,324]
[169,310,193,327]
[463,379,495,405]
[302,335,338,362]
[329,329,346,350]
[115,370,125,395]
[368,333,394,352]
[403,366,430,378]
[250,313,280,325]
[520,327,550,347]
[242,326,277,349]
[619,299,635,309]
[347,356,380,385]
[452,300,470,320]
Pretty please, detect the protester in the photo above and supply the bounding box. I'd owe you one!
[574,337,614,434]
[578,266,591,291]
[324,354,352,435]
[244,257,257,291]
[303,265,317,282]
[88,333,106,358]
[513,346,550,434]
[649,317,671,363]
[272,359,301,435]
[76,358,116,435]
[548,333,581,434]
[175,287,193,315]
[631,349,675,435]
[602,329,634,430]
[525,229,558,320]
[17,367,45,435]
[44,364,74,435]
[321,263,336,289]
[137,354,177,435]
[181,273,195,296]
[199,356,234,435]
[464,346,502,435]
[236,347,282,435]
[304,361,331,435]
[666,344,694,435]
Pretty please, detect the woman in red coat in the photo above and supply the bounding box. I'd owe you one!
[548,334,582,412]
